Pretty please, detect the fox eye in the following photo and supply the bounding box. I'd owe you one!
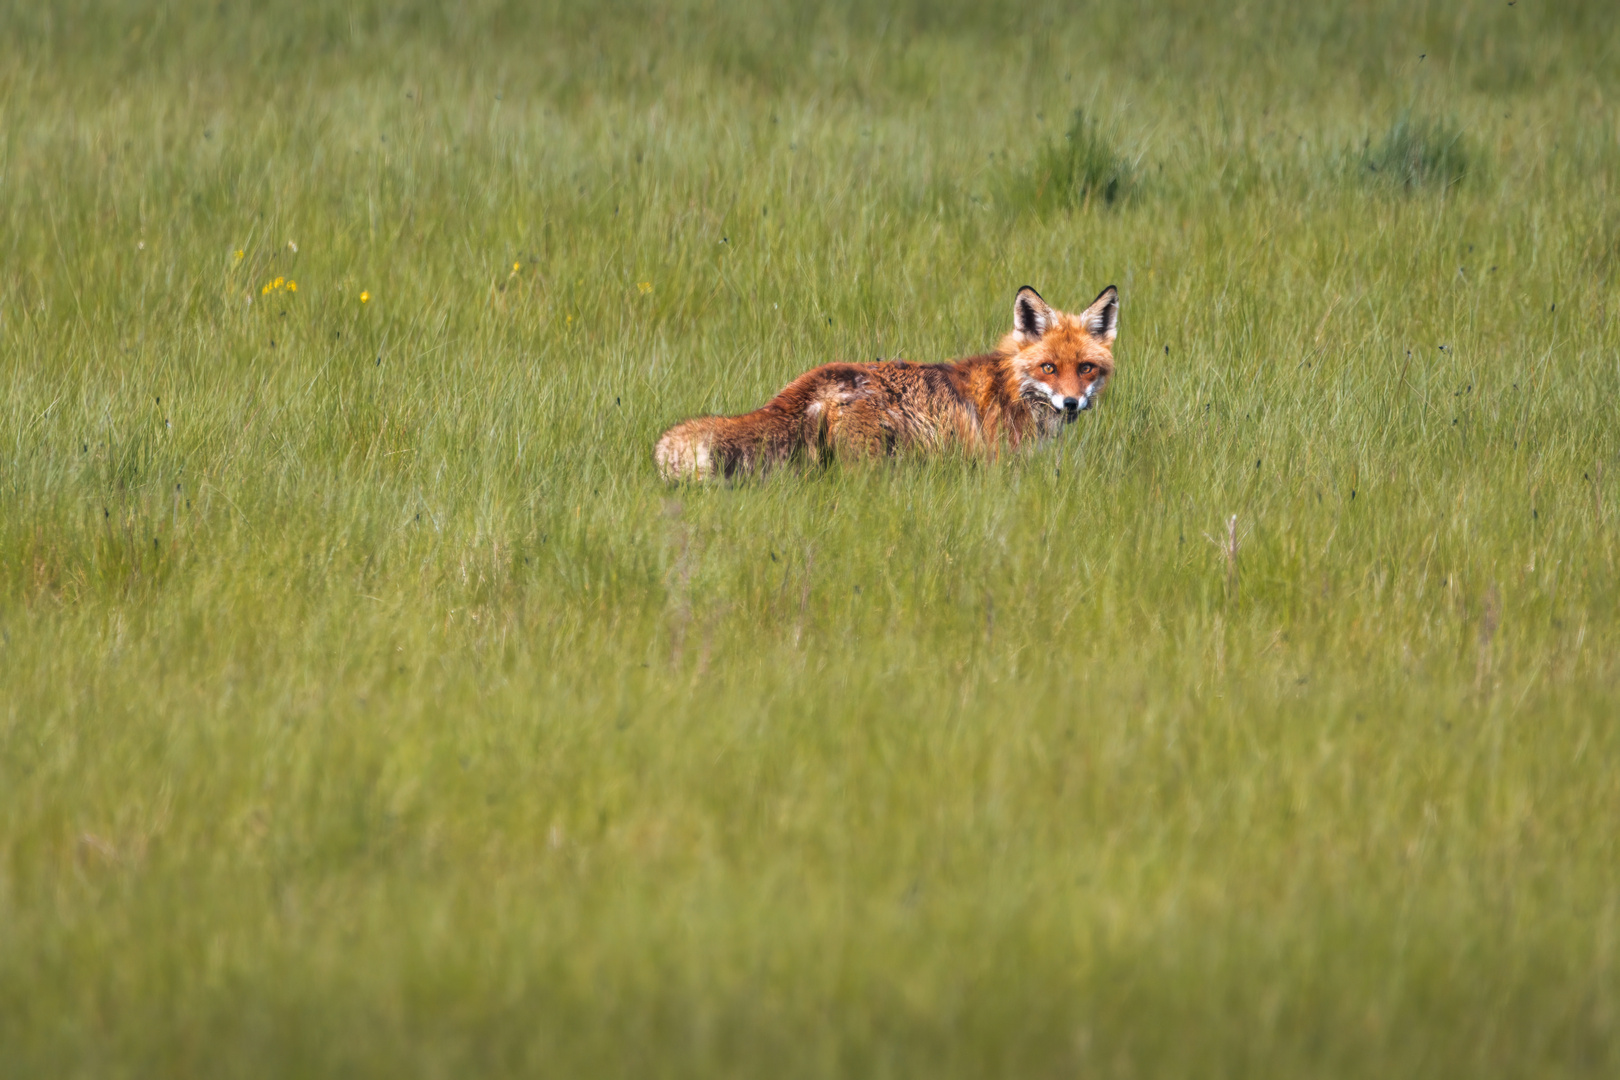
[1078,362,1096,375]
[1040,363,1056,374]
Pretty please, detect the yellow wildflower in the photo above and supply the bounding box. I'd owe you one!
[512,262,521,272]
[234,249,244,261]
[360,291,371,304]
[287,280,297,293]
[637,281,652,294]
[273,277,284,289]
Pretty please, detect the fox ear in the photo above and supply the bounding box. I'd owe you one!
[1080,285,1119,344]
[1013,286,1053,341]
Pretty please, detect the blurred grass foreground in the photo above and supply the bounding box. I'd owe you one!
[3,1,1620,1076]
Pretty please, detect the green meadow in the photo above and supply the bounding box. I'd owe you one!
[3,1,1619,1075]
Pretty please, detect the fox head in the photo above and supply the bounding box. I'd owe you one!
[1000,285,1119,421]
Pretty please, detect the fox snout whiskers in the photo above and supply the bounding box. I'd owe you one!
[1045,390,1087,418]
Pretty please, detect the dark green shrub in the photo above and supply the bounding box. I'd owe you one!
[1019,108,1136,211]
[1359,112,1473,190]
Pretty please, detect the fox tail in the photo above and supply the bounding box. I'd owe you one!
[654,411,810,481]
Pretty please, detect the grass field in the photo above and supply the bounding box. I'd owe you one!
[4,2,1620,1076]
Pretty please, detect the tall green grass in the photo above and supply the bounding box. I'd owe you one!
[3,1,1619,1076]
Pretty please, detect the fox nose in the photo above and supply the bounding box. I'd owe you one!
[1062,397,1080,413]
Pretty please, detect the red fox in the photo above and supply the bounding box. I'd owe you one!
[655,285,1118,480]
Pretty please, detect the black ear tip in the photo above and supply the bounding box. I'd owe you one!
[1016,285,1043,299]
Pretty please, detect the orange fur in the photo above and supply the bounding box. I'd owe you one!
[655,285,1118,480]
